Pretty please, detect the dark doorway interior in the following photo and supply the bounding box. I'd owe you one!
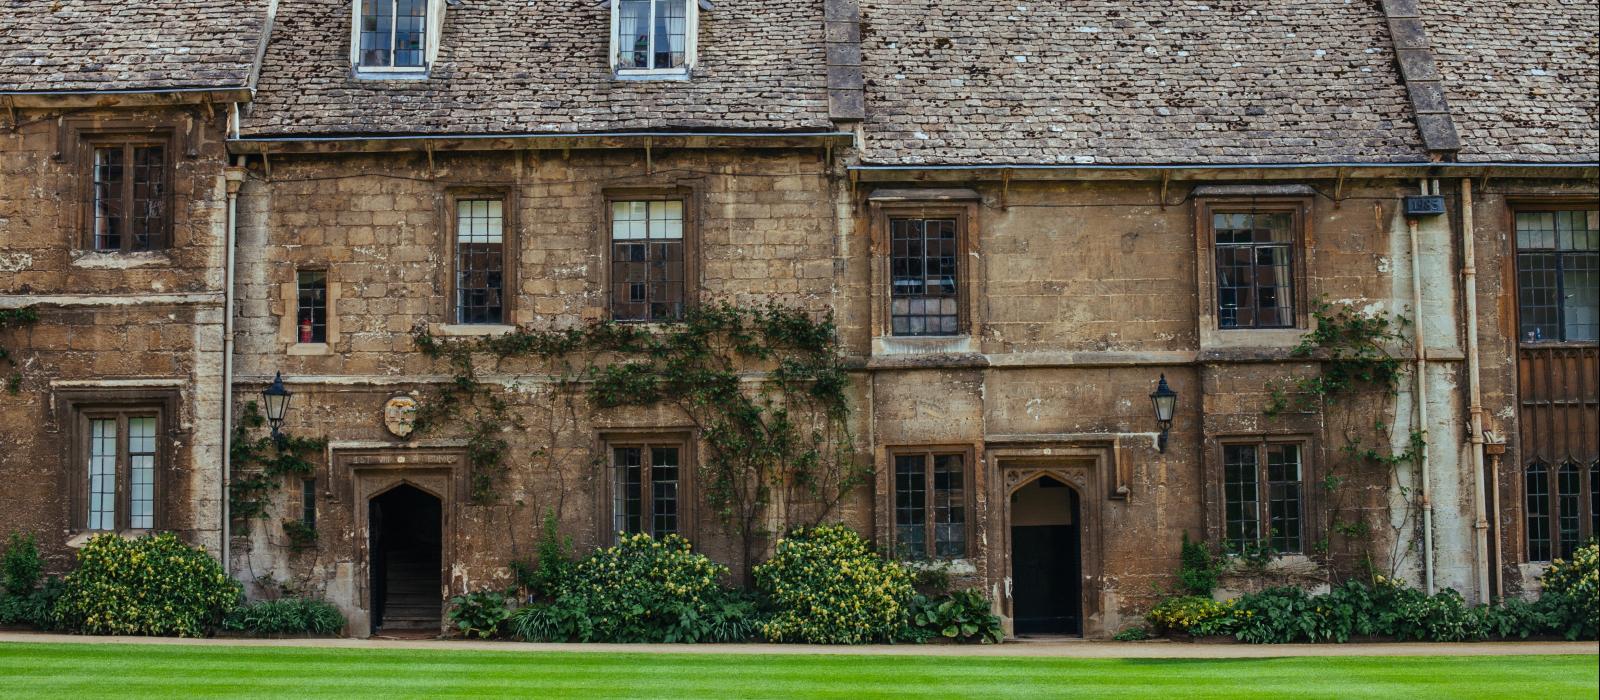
[1010,476,1083,636]
[369,484,442,635]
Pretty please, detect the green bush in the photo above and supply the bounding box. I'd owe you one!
[3,532,42,596]
[510,510,574,601]
[448,589,515,639]
[754,524,914,644]
[1539,542,1598,640]
[1146,595,1237,636]
[53,533,241,637]
[222,598,345,636]
[905,589,1003,644]
[512,533,740,643]
[0,577,62,630]
[1112,626,1151,641]
[1177,532,1221,597]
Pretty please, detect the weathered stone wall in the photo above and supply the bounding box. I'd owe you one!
[0,106,229,568]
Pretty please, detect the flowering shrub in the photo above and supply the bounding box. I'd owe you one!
[754,524,914,644]
[1146,595,1236,636]
[53,533,241,637]
[222,597,346,636]
[1540,542,1598,640]
[511,533,741,643]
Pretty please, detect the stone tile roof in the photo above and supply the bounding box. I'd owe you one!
[856,0,1430,165]
[0,0,267,92]
[1425,0,1600,163]
[239,0,834,137]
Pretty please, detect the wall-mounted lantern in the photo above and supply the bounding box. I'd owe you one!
[1150,374,1178,453]
[262,371,292,444]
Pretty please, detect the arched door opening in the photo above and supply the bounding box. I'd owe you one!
[368,483,442,635]
[1010,475,1082,636]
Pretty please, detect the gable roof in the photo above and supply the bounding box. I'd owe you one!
[1425,0,1600,163]
[238,0,834,137]
[0,0,269,93]
[856,0,1431,166]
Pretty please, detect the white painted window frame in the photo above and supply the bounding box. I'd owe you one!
[349,0,446,74]
[608,0,700,79]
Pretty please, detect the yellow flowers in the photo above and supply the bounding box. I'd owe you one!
[54,532,241,638]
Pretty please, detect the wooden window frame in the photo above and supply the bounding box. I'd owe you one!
[868,201,979,340]
[1213,436,1315,556]
[1508,201,1600,347]
[599,432,694,543]
[603,188,697,323]
[349,0,441,72]
[1196,198,1311,332]
[887,445,975,560]
[58,388,178,534]
[78,131,176,253]
[443,187,518,326]
[295,269,330,344]
[609,0,699,78]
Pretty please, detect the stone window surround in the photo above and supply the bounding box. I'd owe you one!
[595,429,696,545]
[67,122,179,256]
[55,386,180,534]
[1203,432,1321,556]
[866,191,983,356]
[607,0,700,80]
[885,443,977,561]
[1193,195,1315,352]
[601,186,699,323]
[279,267,342,356]
[443,186,519,327]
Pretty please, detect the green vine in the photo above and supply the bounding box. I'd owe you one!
[1262,299,1423,580]
[0,306,40,393]
[281,519,319,551]
[413,301,866,577]
[229,401,327,537]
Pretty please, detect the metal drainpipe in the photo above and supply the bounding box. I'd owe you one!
[1461,179,1492,602]
[220,159,247,571]
[1410,179,1435,595]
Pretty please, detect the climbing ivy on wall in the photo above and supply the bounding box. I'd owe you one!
[0,306,39,393]
[229,401,327,538]
[412,301,867,577]
[1264,299,1424,580]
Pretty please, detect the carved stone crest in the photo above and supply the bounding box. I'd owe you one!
[383,395,419,439]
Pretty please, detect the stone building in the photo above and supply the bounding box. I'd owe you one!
[1,0,1595,638]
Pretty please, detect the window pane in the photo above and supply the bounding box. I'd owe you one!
[456,199,505,324]
[650,447,679,537]
[932,454,965,558]
[302,478,317,529]
[1265,444,1302,553]
[611,201,684,322]
[889,218,960,336]
[1516,212,1556,249]
[1214,211,1295,329]
[88,419,118,530]
[130,146,165,251]
[1516,210,1599,342]
[297,270,328,343]
[128,416,157,529]
[894,455,927,558]
[359,0,394,67]
[92,147,124,251]
[613,447,642,538]
[654,0,687,69]
[1556,463,1581,560]
[1223,445,1259,553]
[393,0,428,68]
[1561,253,1597,342]
[618,0,650,69]
[1526,461,1551,562]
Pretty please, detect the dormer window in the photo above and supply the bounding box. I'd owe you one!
[352,0,443,74]
[611,0,698,78]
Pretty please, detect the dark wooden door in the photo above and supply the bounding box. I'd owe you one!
[1011,523,1082,635]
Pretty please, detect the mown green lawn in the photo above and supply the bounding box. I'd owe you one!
[0,642,1594,699]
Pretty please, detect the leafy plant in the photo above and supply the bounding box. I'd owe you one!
[754,524,914,644]
[0,306,39,393]
[513,533,740,643]
[904,589,1003,644]
[1538,541,1598,640]
[53,533,242,637]
[229,401,326,531]
[448,589,515,639]
[282,519,318,551]
[2,531,42,596]
[1112,626,1151,641]
[1147,595,1237,636]
[511,509,574,601]
[222,597,346,636]
[1178,532,1222,597]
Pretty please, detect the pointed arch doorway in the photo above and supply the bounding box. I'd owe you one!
[1010,475,1082,635]
[368,483,442,635]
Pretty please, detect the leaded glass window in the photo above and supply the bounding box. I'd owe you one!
[894,451,966,559]
[610,200,685,322]
[358,0,428,69]
[1515,210,1599,342]
[1525,459,1598,562]
[616,0,688,71]
[455,199,505,324]
[84,411,160,531]
[1214,211,1296,329]
[889,218,960,336]
[91,144,166,252]
[296,270,328,344]
[612,443,682,540]
[1223,442,1305,554]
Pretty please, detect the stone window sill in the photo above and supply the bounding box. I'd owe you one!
[432,323,517,337]
[70,250,171,269]
[872,334,980,357]
[286,343,332,356]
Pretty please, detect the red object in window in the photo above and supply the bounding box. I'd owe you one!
[299,318,313,344]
